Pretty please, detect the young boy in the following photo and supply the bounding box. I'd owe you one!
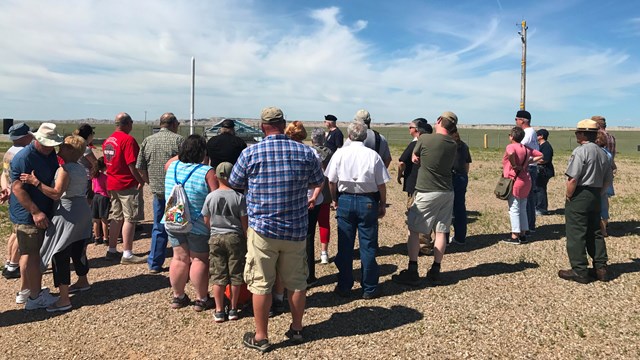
[201,162,248,322]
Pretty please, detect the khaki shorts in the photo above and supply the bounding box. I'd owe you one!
[15,224,45,256]
[244,228,308,295]
[407,191,454,234]
[109,187,144,222]
[209,232,247,286]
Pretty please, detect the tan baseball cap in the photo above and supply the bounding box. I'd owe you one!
[261,107,285,123]
[439,111,458,125]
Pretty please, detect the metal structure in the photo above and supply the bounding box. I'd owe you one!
[519,20,528,110]
[190,57,195,135]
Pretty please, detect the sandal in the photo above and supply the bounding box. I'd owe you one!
[69,284,91,294]
[242,332,270,352]
[285,325,304,344]
[170,294,190,309]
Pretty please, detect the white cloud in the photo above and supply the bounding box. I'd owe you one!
[0,0,638,126]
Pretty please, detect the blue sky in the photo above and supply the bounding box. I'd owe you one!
[1,0,639,127]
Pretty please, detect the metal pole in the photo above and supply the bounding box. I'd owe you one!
[190,57,195,135]
[144,110,147,124]
[519,20,528,110]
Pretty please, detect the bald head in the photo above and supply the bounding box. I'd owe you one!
[115,112,133,133]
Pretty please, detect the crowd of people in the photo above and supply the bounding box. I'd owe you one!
[0,108,617,352]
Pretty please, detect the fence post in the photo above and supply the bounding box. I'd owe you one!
[484,134,488,149]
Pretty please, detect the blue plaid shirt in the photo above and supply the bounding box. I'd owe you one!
[229,134,324,241]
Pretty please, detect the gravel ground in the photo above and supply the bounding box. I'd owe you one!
[1,151,639,359]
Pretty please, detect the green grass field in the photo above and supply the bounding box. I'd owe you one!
[6,122,640,158]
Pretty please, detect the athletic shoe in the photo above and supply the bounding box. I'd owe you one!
[320,252,329,264]
[228,308,239,321]
[105,251,122,261]
[25,289,59,310]
[2,266,20,279]
[120,254,147,265]
[46,303,72,313]
[502,238,521,245]
[16,289,30,304]
[391,269,421,287]
[213,311,226,323]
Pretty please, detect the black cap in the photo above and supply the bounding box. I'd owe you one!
[324,114,337,121]
[516,110,531,120]
[220,119,235,129]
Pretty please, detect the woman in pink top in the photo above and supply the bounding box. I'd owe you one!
[502,127,543,244]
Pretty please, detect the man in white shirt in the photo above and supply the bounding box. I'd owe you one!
[515,110,540,234]
[325,122,390,299]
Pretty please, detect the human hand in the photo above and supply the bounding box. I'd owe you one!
[378,203,386,218]
[137,182,145,191]
[0,188,9,203]
[308,199,316,210]
[32,211,50,229]
[19,170,39,186]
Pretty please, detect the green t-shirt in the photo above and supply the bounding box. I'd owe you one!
[413,133,457,192]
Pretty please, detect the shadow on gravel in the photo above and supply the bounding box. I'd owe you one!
[608,258,640,281]
[0,274,169,327]
[269,305,423,350]
[380,261,540,295]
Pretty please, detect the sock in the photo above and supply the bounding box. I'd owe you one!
[108,247,117,253]
[408,261,418,273]
[321,251,328,255]
[431,262,441,272]
[6,263,18,271]
[123,250,132,258]
[273,293,284,302]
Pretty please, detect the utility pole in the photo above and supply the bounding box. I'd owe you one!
[519,20,528,110]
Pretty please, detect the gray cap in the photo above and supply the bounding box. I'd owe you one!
[8,123,30,140]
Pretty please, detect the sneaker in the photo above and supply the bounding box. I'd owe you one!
[392,269,421,287]
[320,252,329,264]
[242,332,270,352]
[228,308,239,321]
[426,268,442,285]
[193,296,215,312]
[120,254,147,265]
[25,289,59,310]
[2,266,20,279]
[105,251,122,261]
[519,236,528,244]
[450,237,466,246]
[170,294,191,309]
[16,289,30,304]
[362,288,381,300]
[502,237,521,245]
[333,286,351,298]
[213,311,226,323]
[46,302,72,313]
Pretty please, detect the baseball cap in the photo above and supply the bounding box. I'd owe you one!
[216,162,234,180]
[8,123,30,140]
[261,107,285,123]
[354,109,371,123]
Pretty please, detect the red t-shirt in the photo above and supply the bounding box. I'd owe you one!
[102,130,140,191]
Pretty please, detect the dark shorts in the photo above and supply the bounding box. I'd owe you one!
[15,224,45,256]
[92,193,111,220]
[209,232,247,286]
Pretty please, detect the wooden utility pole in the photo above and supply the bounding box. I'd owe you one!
[519,20,528,110]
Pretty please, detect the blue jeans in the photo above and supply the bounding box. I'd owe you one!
[508,195,528,233]
[526,166,537,231]
[335,194,379,295]
[148,194,169,270]
[452,174,468,242]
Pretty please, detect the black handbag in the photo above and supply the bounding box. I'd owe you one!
[494,149,528,200]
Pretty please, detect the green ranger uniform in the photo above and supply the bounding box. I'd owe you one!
[564,125,613,278]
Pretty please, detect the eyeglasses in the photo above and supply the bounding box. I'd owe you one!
[409,126,416,129]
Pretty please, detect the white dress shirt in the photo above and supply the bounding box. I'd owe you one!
[324,142,390,194]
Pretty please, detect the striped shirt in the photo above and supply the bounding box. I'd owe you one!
[136,128,184,196]
[229,134,324,241]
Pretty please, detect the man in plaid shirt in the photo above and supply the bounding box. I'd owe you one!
[229,107,323,352]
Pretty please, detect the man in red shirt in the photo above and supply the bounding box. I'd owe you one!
[102,113,147,264]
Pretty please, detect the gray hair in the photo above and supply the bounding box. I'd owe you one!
[411,118,431,134]
[311,128,325,146]
[347,122,367,142]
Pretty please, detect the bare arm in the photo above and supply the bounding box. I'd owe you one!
[127,163,146,190]
[308,183,322,210]
[20,169,69,201]
[329,181,338,209]
[205,169,219,192]
[241,215,248,237]
[397,162,406,184]
[138,169,150,184]
[203,215,210,230]
[566,177,578,201]
[11,180,49,229]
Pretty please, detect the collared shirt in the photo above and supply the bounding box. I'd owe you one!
[325,141,390,194]
[228,134,324,241]
[136,128,184,195]
[566,142,612,187]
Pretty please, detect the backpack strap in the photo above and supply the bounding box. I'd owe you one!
[175,163,204,186]
[372,129,381,154]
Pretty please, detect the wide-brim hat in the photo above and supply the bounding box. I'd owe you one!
[30,122,64,147]
[576,119,599,132]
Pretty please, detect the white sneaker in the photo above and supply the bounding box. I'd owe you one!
[16,289,30,304]
[25,289,59,310]
[320,252,329,264]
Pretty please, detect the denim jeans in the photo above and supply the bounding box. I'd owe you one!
[452,174,468,242]
[335,194,379,295]
[526,166,538,230]
[535,174,550,213]
[148,194,169,270]
[508,195,528,234]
